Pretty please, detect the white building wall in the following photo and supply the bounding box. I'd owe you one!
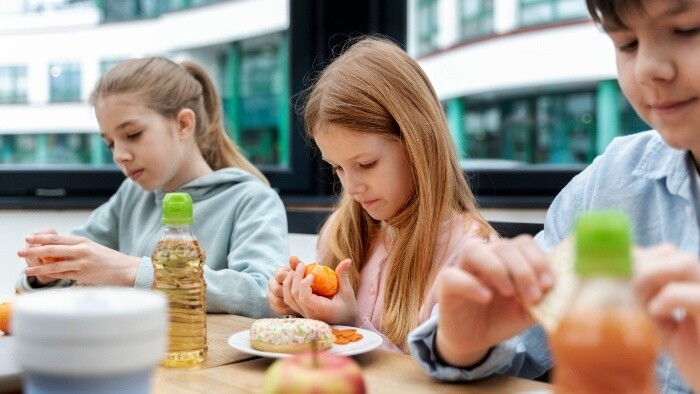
[418,23,617,100]
[0,0,289,135]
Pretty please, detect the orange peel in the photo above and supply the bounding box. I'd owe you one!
[0,302,12,335]
[304,263,339,298]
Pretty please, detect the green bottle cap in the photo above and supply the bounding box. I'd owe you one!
[162,192,194,225]
[574,211,632,277]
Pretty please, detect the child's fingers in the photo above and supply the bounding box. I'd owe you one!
[273,267,291,283]
[648,282,700,319]
[25,233,81,246]
[268,277,284,298]
[289,256,301,270]
[25,260,76,277]
[635,245,700,304]
[282,271,301,313]
[438,266,492,304]
[459,243,514,297]
[514,235,553,288]
[492,242,543,303]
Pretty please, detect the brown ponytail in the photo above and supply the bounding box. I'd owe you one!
[91,57,268,185]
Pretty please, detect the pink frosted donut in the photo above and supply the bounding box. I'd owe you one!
[250,318,334,353]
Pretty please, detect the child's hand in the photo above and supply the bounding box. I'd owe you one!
[267,256,300,316]
[21,228,59,285]
[18,233,141,286]
[282,258,360,327]
[435,235,553,367]
[634,244,700,391]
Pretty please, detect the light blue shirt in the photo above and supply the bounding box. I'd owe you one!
[408,130,699,394]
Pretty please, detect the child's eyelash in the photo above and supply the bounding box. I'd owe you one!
[359,161,376,170]
[676,26,700,36]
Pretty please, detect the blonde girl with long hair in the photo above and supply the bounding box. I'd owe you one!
[18,57,288,317]
[267,36,496,352]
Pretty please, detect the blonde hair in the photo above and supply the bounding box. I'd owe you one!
[303,36,495,352]
[90,57,268,184]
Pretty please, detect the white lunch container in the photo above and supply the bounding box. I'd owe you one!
[11,287,167,394]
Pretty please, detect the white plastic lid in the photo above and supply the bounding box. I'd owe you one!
[12,287,167,376]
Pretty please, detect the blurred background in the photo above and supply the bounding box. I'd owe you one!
[0,0,650,297]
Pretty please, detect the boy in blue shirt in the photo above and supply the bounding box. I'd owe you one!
[408,1,700,392]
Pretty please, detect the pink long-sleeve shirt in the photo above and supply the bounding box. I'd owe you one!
[319,213,488,353]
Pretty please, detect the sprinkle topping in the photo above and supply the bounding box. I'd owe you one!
[250,318,334,347]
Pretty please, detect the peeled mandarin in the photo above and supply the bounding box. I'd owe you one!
[304,263,339,298]
[0,302,12,334]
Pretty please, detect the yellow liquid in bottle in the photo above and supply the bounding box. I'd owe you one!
[153,238,207,367]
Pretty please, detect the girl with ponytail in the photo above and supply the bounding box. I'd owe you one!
[17,57,288,318]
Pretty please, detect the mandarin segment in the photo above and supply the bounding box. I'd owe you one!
[304,263,339,298]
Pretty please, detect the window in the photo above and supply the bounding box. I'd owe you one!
[416,0,439,55]
[519,0,589,27]
[100,59,125,75]
[234,36,289,167]
[49,62,81,102]
[459,0,494,40]
[464,90,601,165]
[0,66,27,104]
[0,133,102,165]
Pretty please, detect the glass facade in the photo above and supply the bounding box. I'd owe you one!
[459,0,494,40]
[102,0,223,22]
[0,133,103,165]
[416,0,439,55]
[0,66,27,104]
[461,88,648,165]
[518,0,588,27]
[49,62,81,103]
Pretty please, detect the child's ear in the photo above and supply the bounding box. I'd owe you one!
[175,108,196,138]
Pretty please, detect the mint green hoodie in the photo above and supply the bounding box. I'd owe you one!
[17,168,288,318]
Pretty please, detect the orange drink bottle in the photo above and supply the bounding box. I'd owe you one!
[550,212,660,394]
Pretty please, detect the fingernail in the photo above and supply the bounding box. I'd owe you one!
[527,285,542,302]
[539,272,554,287]
[476,287,492,302]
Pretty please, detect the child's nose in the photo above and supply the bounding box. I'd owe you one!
[112,144,131,163]
[343,173,366,195]
[635,42,675,84]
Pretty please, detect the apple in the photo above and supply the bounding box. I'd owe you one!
[261,351,366,394]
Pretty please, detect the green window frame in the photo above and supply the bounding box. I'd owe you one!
[236,39,284,166]
[518,0,589,27]
[49,62,81,103]
[416,0,439,55]
[459,0,494,40]
[0,66,28,104]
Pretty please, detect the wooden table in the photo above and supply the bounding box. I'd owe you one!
[0,315,552,393]
[153,314,552,393]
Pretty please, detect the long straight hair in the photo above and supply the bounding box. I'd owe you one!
[303,36,495,352]
[90,57,268,184]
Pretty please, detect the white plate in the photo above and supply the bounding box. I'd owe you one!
[228,325,383,359]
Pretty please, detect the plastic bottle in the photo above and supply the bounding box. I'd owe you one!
[550,211,660,393]
[152,192,207,367]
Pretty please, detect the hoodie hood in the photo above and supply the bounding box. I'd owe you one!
[153,168,262,205]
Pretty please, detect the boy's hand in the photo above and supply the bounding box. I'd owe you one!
[282,259,360,326]
[436,235,553,367]
[18,233,140,286]
[267,256,300,316]
[634,244,700,390]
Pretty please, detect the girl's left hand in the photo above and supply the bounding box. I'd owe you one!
[18,233,141,286]
[282,259,361,326]
[634,244,700,391]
